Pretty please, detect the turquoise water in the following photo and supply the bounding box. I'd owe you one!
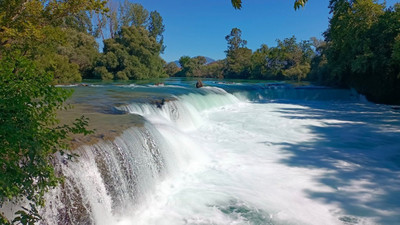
[38,79,400,225]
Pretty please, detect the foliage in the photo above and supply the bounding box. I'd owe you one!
[0,0,107,53]
[224,28,252,78]
[250,44,271,79]
[92,2,167,80]
[148,11,166,53]
[230,0,308,9]
[30,26,100,84]
[0,55,92,224]
[36,53,82,84]
[221,29,313,81]
[0,0,106,84]
[201,61,225,78]
[120,0,149,27]
[308,38,328,83]
[177,56,208,77]
[225,28,248,52]
[319,0,400,104]
[277,36,313,81]
[225,47,253,78]
[164,62,181,77]
[57,28,100,79]
[96,25,166,80]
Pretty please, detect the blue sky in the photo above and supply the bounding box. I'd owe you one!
[120,0,397,62]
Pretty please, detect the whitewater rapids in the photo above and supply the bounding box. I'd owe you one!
[37,83,400,225]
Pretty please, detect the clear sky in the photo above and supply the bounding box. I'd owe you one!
[122,0,397,62]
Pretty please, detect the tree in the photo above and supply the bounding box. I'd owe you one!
[96,25,166,80]
[309,37,328,82]
[0,1,105,223]
[250,44,272,79]
[0,0,107,54]
[177,56,208,77]
[225,28,247,52]
[282,38,312,82]
[224,28,252,78]
[321,0,400,103]
[109,8,119,39]
[225,47,253,78]
[148,11,166,53]
[0,55,92,224]
[164,62,181,76]
[119,0,149,28]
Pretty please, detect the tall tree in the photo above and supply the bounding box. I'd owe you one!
[109,9,119,39]
[148,10,166,52]
[224,28,252,78]
[131,3,149,27]
[119,1,149,28]
[225,28,248,52]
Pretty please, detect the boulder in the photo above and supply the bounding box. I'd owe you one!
[196,80,203,88]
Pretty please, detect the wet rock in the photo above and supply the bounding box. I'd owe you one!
[155,98,165,109]
[196,80,203,88]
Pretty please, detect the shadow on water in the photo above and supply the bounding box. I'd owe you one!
[271,101,400,224]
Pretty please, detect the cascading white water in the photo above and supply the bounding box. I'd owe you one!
[41,122,207,225]
[39,86,240,224]
[36,83,400,225]
[116,87,240,131]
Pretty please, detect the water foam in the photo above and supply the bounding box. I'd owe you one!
[37,84,400,225]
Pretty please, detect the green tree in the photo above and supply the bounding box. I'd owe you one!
[131,3,149,27]
[321,0,400,103]
[119,1,149,28]
[164,62,181,77]
[0,1,105,223]
[0,0,107,54]
[224,28,252,78]
[0,55,92,224]
[309,37,328,83]
[225,47,252,78]
[96,25,166,80]
[109,8,119,39]
[278,37,313,82]
[225,28,248,52]
[202,60,225,78]
[178,56,208,77]
[148,10,166,52]
[250,44,274,79]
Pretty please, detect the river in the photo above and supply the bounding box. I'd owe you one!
[39,78,400,225]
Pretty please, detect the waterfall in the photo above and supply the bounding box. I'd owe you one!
[7,82,397,225]
[116,86,240,130]
[39,87,240,224]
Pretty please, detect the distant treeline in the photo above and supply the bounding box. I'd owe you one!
[168,33,314,82]
[1,0,399,104]
[168,1,400,104]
